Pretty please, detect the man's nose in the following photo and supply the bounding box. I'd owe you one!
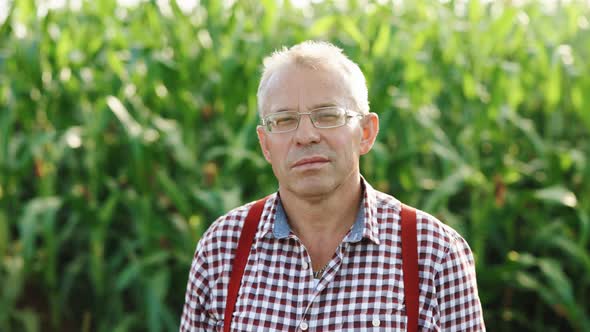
[293,114,320,145]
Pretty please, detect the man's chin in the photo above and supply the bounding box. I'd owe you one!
[288,180,335,199]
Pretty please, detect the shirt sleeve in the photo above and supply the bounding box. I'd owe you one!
[179,241,220,331]
[435,235,486,331]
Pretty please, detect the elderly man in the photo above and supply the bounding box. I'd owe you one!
[180,41,485,331]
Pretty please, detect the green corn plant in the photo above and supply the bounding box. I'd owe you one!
[0,0,589,331]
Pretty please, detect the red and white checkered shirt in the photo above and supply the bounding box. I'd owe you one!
[180,179,485,331]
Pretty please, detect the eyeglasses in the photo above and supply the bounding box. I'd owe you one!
[261,106,364,133]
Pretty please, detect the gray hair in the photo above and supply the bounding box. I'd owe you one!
[256,40,369,116]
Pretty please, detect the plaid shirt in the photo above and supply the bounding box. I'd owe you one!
[180,179,485,331]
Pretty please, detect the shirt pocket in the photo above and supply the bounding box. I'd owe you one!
[360,297,407,330]
[360,312,406,330]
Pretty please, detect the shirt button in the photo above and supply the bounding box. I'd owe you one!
[302,261,309,270]
[372,318,380,327]
[300,322,309,330]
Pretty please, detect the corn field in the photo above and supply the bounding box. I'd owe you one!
[1,0,589,331]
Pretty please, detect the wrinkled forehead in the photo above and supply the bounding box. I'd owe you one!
[259,64,355,116]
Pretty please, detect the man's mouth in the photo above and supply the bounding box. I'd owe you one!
[292,156,330,169]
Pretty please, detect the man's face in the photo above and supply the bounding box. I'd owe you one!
[257,65,378,199]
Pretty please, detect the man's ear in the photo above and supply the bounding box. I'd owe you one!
[359,112,379,155]
[257,125,272,163]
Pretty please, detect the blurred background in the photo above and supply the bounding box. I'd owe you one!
[1,0,589,331]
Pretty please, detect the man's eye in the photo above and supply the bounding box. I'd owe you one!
[319,113,339,119]
[316,112,341,122]
[275,116,297,126]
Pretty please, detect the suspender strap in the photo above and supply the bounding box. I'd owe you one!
[223,197,268,332]
[401,203,419,332]
[224,199,419,332]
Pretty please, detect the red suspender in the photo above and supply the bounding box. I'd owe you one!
[401,203,419,332]
[223,199,419,332]
[224,197,268,332]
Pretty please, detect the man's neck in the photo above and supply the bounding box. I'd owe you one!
[278,174,363,268]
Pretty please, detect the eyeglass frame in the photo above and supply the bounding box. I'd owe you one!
[260,106,365,134]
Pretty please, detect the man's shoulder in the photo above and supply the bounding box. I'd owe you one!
[371,189,466,255]
[415,208,464,248]
[196,198,266,252]
[412,205,474,269]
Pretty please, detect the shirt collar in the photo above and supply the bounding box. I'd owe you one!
[264,177,381,245]
[272,200,291,238]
